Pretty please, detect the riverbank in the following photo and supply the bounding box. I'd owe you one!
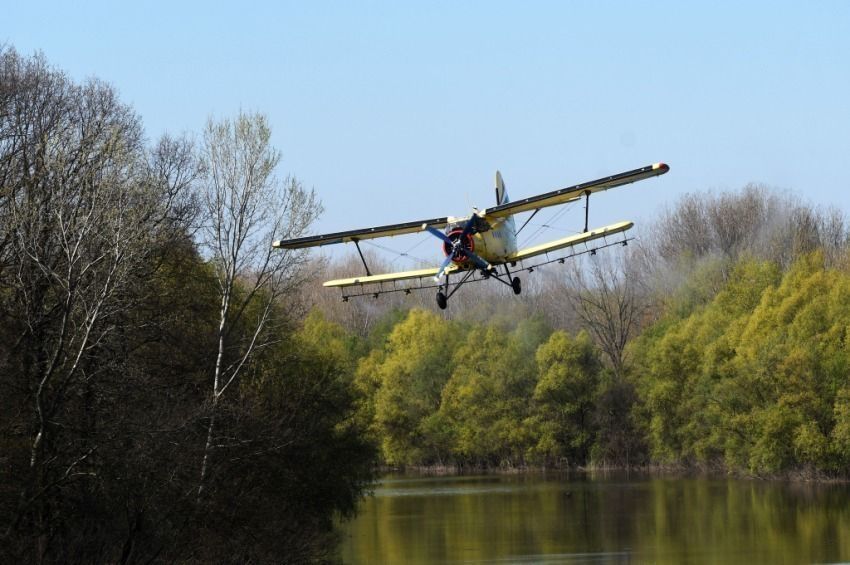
[380,461,850,483]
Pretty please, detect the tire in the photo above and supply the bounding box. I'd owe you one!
[511,276,522,295]
[436,291,448,309]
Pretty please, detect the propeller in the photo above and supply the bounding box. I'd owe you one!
[433,254,455,281]
[424,216,491,281]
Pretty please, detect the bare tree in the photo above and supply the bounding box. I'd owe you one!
[647,185,849,274]
[196,111,321,497]
[566,253,649,380]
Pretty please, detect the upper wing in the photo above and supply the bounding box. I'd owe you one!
[483,163,669,220]
[323,264,462,288]
[273,216,450,249]
[507,221,633,262]
[274,163,667,249]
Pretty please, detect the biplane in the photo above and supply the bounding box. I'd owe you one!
[273,163,669,309]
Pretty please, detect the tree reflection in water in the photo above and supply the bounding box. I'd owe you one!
[340,472,850,564]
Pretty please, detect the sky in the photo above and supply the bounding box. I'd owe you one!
[5,1,850,266]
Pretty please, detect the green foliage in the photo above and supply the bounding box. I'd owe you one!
[526,331,601,465]
[831,387,850,463]
[360,309,461,465]
[351,310,608,469]
[437,323,540,466]
[361,307,411,353]
[634,252,850,474]
[296,308,360,374]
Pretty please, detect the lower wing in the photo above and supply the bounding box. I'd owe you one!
[324,265,462,288]
[507,221,633,262]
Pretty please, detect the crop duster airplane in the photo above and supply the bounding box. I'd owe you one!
[273,163,669,309]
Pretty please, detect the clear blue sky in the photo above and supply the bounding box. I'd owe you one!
[5,1,850,263]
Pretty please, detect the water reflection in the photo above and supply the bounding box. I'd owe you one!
[340,472,850,564]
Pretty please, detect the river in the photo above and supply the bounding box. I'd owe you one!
[339,472,850,564]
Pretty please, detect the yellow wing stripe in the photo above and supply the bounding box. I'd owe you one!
[507,221,633,262]
[323,265,462,288]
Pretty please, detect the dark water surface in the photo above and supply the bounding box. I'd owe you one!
[339,472,850,564]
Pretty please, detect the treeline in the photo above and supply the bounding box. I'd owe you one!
[321,183,850,477]
[629,186,850,475]
[635,252,850,475]
[0,47,374,562]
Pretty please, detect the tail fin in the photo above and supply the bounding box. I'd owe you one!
[495,170,509,204]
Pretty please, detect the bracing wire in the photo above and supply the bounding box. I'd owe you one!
[363,238,433,266]
[519,200,579,247]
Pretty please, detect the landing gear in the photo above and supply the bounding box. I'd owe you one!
[511,276,522,295]
[502,264,521,295]
[434,263,518,309]
[436,291,448,310]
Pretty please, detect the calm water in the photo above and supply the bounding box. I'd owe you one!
[339,472,850,564]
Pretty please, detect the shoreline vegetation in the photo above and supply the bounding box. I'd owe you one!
[381,463,850,484]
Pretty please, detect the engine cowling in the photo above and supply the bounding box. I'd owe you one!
[442,228,475,264]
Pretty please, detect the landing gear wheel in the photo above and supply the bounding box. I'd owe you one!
[436,291,448,310]
[511,276,522,295]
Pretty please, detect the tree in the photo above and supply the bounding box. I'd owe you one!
[527,331,601,466]
[646,185,848,274]
[1,47,377,562]
[196,110,321,496]
[0,46,199,560]
[566,253,649,380]
[187,310,376,563]
[437,323,541,467]
[366,309,459,465]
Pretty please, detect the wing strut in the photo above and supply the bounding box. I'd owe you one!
[515,209,540,236]
[353,239,371,276]
[583,190,591,233]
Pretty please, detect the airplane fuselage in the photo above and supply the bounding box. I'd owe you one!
[442,212,517,266]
